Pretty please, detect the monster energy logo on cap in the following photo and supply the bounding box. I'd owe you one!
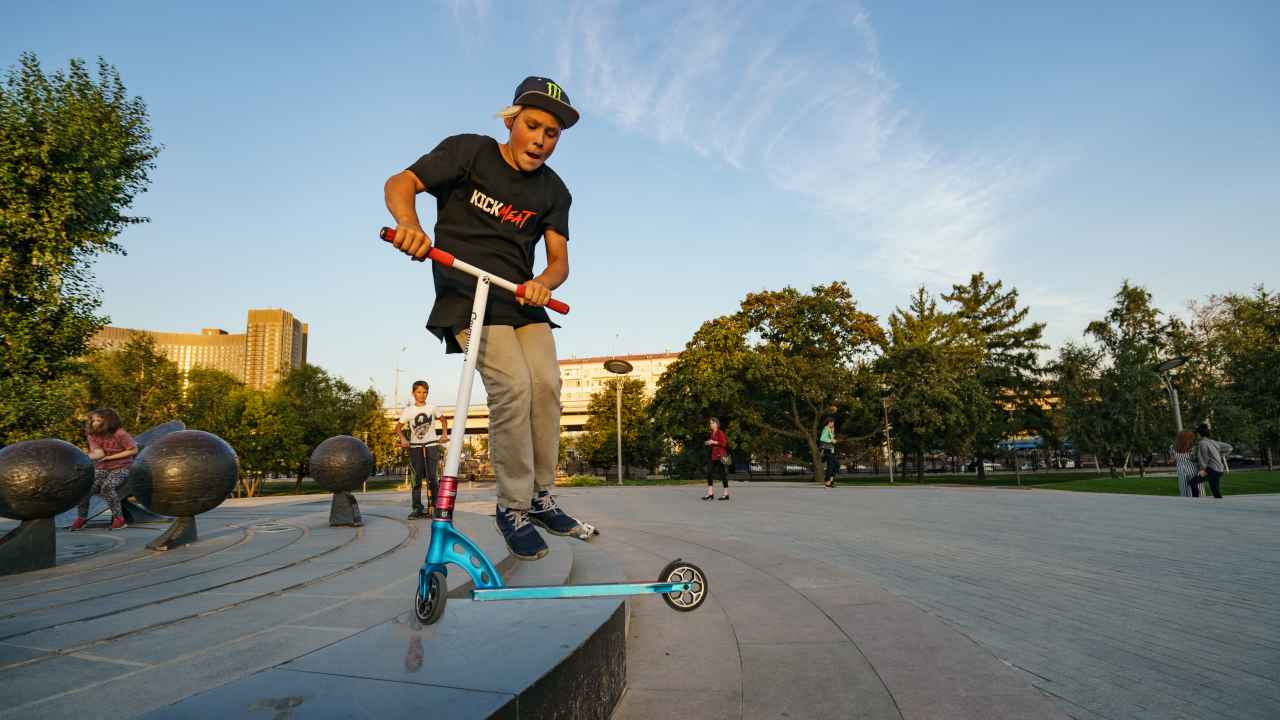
[512,75,579,129]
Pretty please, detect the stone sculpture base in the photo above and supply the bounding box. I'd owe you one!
[329,492,363,527]
[147,515,197,551]
[0,518,55,576]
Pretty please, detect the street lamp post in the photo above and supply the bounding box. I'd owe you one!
[393,346,408,407]
[604,359,634,485]
[1155,356,1189,432]
[882,394,894,484]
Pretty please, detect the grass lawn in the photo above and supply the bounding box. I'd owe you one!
[822,469,1280,496]
[1033,469,1280,496]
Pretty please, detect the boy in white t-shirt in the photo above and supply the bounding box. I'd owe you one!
[393,380,448,519]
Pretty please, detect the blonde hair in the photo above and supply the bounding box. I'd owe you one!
[496,104,524,121]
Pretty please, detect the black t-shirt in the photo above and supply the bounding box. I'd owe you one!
[407,134,572,353]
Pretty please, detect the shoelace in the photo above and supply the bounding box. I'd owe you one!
[502,507,531,530]
[533,493,559,512]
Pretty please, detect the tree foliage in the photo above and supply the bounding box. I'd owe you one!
[181,368,246,438]
[1176,288,1280,467]
[651,282,883,481]
[878,287,985,480]
[352,388,396,471]
[84,334,183,431]
[273,365,364,484]
[576,377,662,478]
[1051,282,1170,476]
[0,53,159,444]
[942,273,1047,478]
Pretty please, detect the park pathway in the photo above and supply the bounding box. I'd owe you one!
[557,482,1280,720]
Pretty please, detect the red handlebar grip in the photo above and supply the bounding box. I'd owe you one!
[380,227,568,314]
[515,284,571,316]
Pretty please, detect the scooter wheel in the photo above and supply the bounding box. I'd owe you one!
[414,570,447,625]
[658,558,708,612]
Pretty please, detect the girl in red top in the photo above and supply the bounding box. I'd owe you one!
[702,417,730,501]
[70,408,138,530]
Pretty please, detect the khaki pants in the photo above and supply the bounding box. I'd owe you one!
[457,323,561,510]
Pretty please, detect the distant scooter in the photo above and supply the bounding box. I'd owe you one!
[380,227,708,625]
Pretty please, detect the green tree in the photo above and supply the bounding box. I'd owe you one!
[1209,287,1280,467]
[274,365,363,487]
[651,282,883,483]
[878,287,985,480]
[1081,281,1169,476]
[351,388,395,472]
[649,312,752,478]
[0,53,159,443]
[577,377,662,479]
[181,368,246,437]
[225,391,303,497]
[1050,342,1109,469]
[83,335,183,431]
[943,273,1047,479]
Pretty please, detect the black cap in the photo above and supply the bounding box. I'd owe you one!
[512,76,579,129]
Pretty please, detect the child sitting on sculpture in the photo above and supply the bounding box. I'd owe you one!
[70,408,137,531]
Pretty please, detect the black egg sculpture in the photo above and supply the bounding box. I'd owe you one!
[130,430,239,551]
[0,439,95,575]
[309,436,372,527]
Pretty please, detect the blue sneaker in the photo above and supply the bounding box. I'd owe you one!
[494,505,549,561]
[528,491,582,536]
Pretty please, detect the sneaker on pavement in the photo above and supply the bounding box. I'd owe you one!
[110,515,128,530]
[494,505,549,561]
[528,490,583,536]
[407,507,430,519]
[69,516,88,531]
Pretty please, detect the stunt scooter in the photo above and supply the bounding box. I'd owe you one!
[380,227,709,625]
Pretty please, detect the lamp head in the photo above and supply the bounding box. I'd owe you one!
[604,359,634,375]
[1154,356,1189,374]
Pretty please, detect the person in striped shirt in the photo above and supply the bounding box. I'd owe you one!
[1171,430,1198,497]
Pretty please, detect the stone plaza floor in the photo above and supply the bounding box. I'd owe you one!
[1,482,1276,719]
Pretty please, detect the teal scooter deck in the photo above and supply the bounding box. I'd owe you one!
[412,513,708,624]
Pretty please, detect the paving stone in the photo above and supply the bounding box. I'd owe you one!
[740,641,901,720]
[614,689,740,720]
[139,667,515,719]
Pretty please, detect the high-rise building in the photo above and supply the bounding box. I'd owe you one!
[91,326,247,383]
[89,308,308,390]
[244,309,309,390]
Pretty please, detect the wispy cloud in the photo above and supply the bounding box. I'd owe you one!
[547,1,1044,286]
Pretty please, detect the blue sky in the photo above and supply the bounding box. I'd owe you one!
[5,1,1277,407]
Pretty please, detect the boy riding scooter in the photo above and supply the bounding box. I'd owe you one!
[383,76,588,560]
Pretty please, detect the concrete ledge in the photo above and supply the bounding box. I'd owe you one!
[137,524,626,719]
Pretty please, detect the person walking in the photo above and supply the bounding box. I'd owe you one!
[1171,430,1198,497]
[702,417,730,501]
[820,418,839,488]
[1193,423,1232,499]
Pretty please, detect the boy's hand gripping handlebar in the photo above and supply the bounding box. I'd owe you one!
[379,227,570,315]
